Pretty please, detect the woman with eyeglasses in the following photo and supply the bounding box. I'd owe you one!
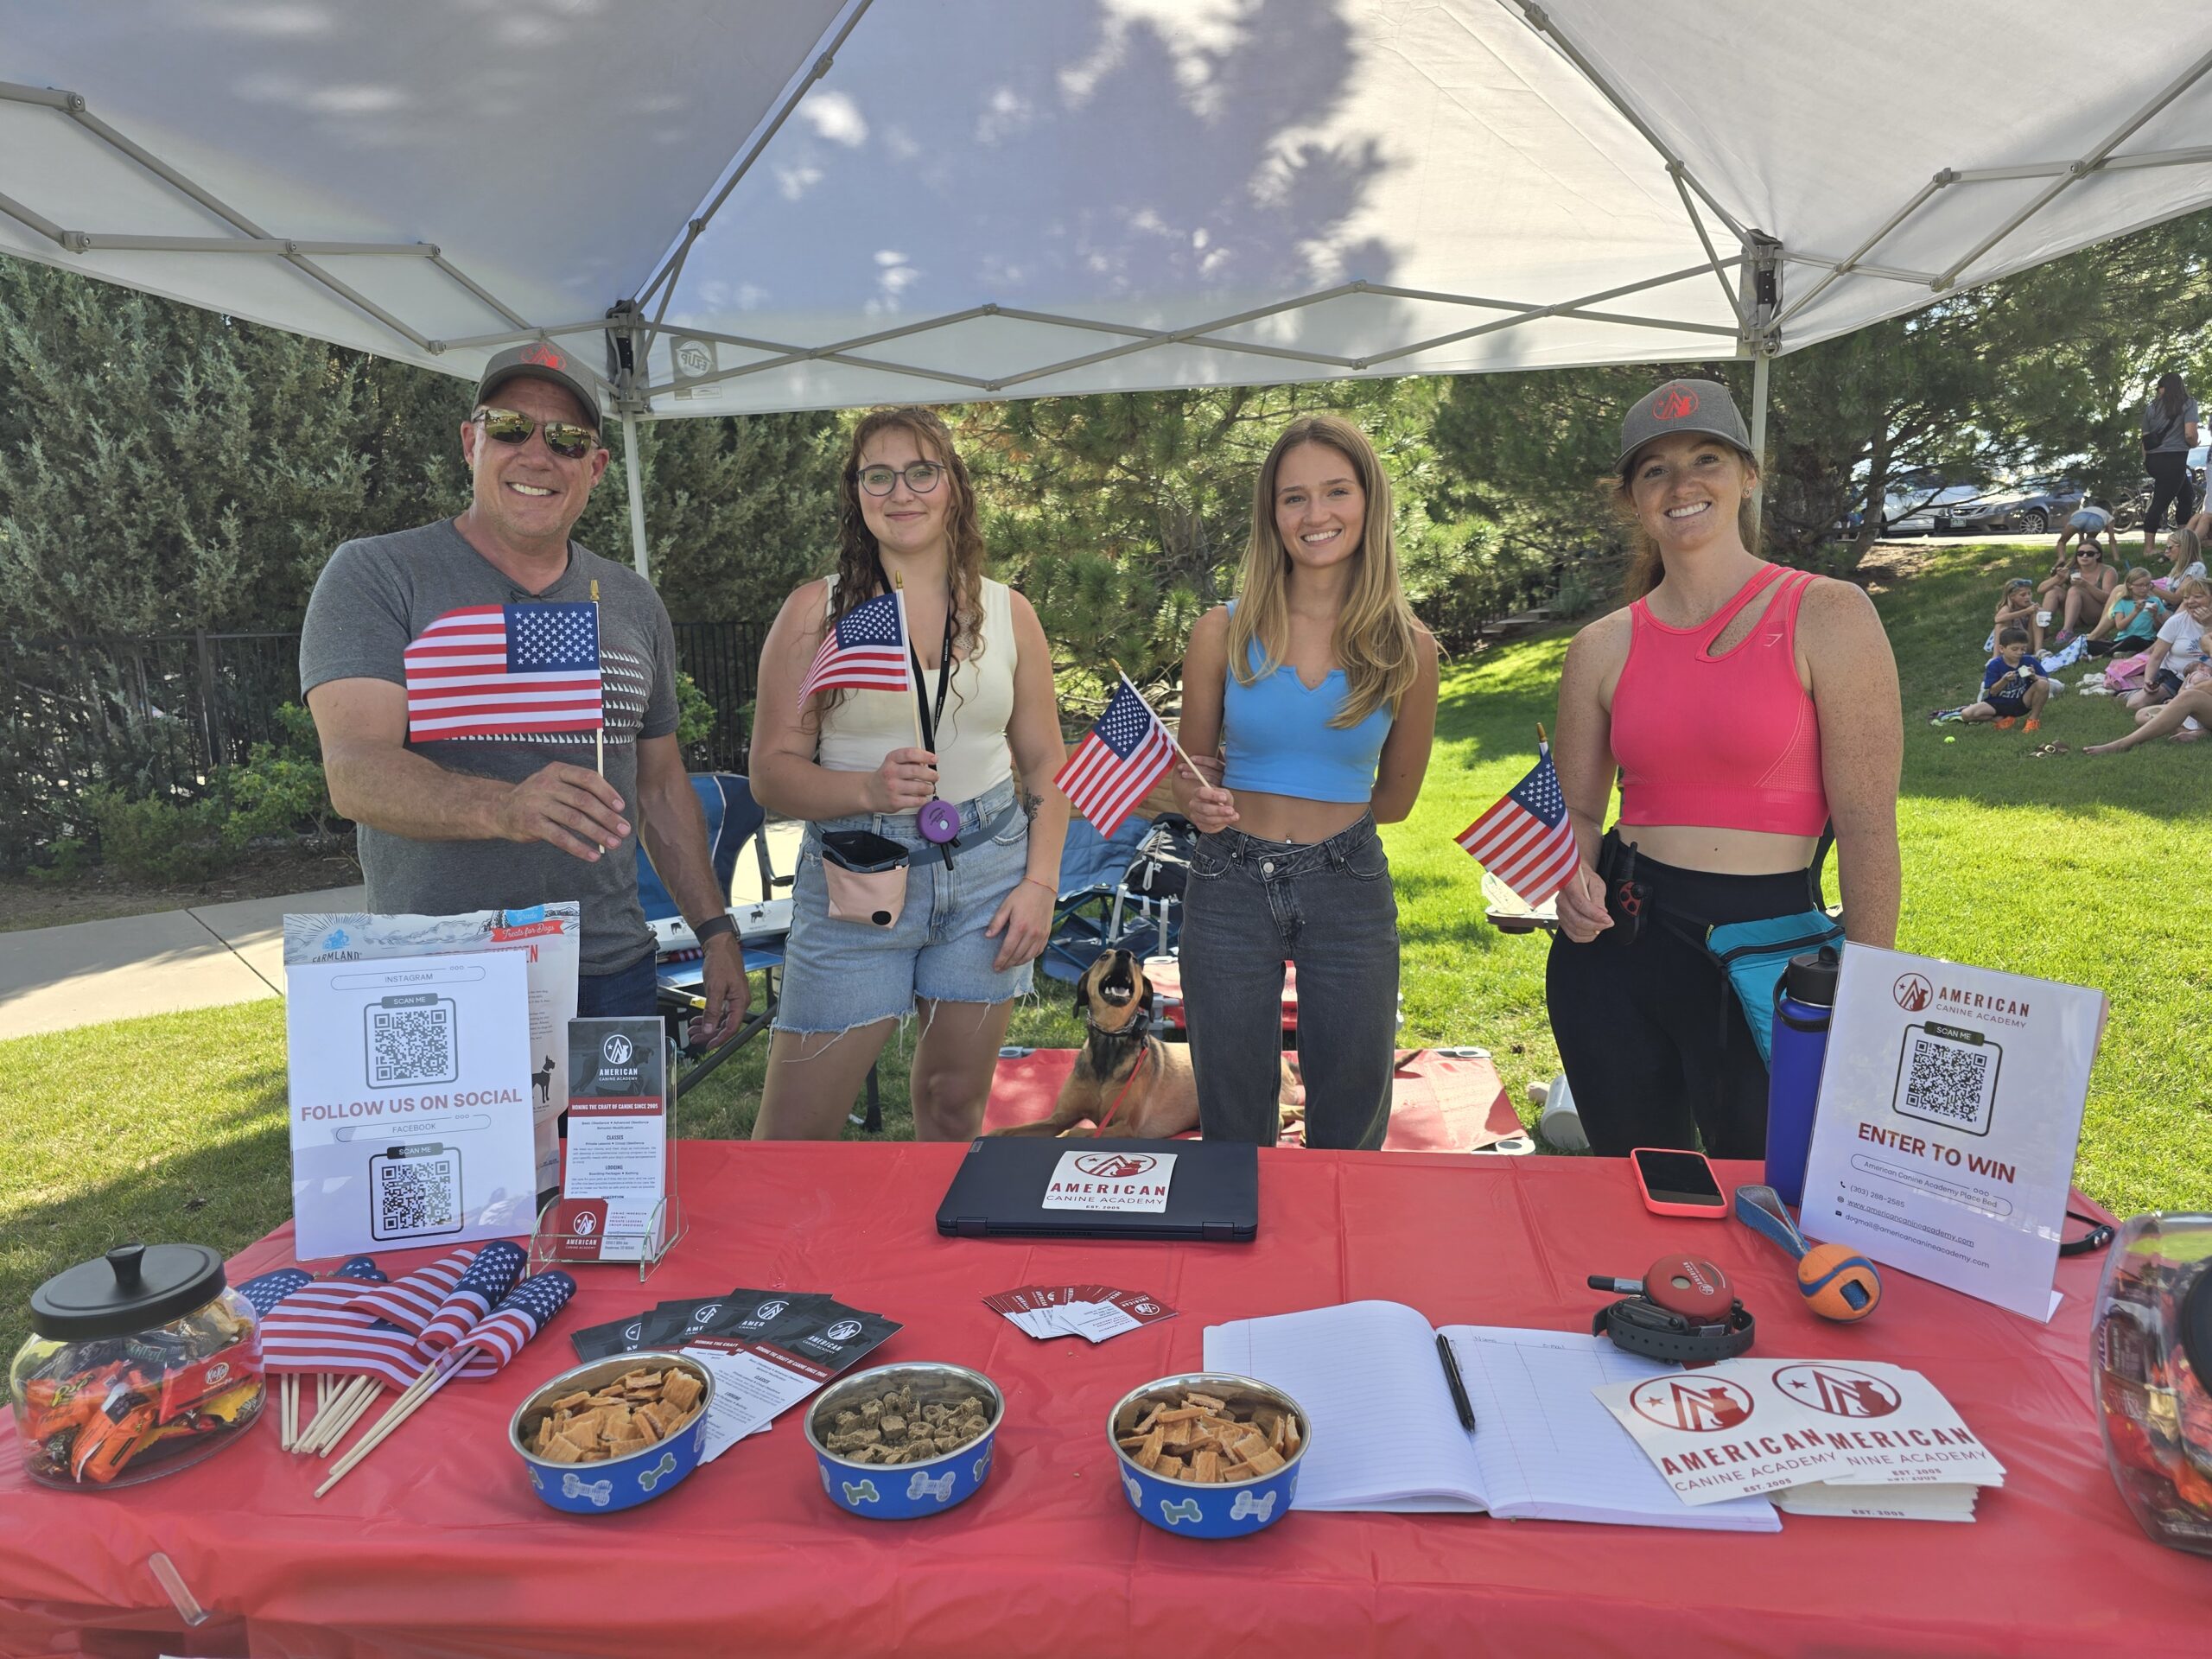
[1172,415,1440,1148]
[747,406,1070,1140]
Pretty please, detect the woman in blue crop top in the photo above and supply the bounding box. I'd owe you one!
[1172,416,1439,1147]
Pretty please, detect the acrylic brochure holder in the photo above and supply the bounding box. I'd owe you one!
[527,1049,685,1282]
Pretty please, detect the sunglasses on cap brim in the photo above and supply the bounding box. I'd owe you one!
[472,408,599,460]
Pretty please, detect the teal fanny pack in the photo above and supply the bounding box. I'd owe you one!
[1702,912,1845,1066]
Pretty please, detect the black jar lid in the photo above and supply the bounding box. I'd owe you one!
[29,1243,227,1341]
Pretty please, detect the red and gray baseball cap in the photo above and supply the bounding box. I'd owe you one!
[1618,378,1752,475]
[473,341,603,431]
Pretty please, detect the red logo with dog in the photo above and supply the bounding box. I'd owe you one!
[1893,973,1932,1012]
[521,342,568,371]
[1630,1375,1754,1433]
[1074,1152,1157,1180]
[1651,385,1699,421]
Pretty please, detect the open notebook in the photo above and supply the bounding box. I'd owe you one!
[1203,1300,1778,1532]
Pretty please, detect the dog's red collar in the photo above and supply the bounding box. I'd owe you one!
[1093,1046,1154,1138]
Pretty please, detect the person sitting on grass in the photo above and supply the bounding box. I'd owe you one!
[2082,567,2170,658]
[2157,523,2206,594]
[2086,673,2212,752]
[2037,537,2120,646]
[2123,576,2211,713]
[1993,577,2041,650]
[1961,626,2050,731]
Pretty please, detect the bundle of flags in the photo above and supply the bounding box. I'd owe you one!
[1454,739,1581,906]
[249,1243,575,1477]
[1055,677,1180,836]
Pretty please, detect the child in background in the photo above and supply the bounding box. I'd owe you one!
[2083,567,2170,658]
[1993,577,2041,650]
[1960,626,2050,731]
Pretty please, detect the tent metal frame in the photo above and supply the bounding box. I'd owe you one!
[5,3,2210,569]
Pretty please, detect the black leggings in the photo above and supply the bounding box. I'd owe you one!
[2147,450,2196,537]
[1545,836,1821,1160]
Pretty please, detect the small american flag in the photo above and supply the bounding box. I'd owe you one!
[417,1242,527,1352]
[797,591,911,708]
[1455,744,1581,905]
[403,603,604,741]
[454,1271,577,1377]
[1055,679,1177,837]
[264,1256,469,1385]
[341,1249,474,1333]
[234,1268,314,1316]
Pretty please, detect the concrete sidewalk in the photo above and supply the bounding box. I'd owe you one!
[0,820,805,1041]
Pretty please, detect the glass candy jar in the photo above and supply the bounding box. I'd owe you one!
[2091,1213,2212,1555]
[12,1243,264,1489]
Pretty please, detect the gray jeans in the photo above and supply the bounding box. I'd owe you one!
[1179,815,1398,1149]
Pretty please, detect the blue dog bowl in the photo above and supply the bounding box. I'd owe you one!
[805,1362,1002,1520]
[1109,1372,1309,1539]
[510,1352,712,1514]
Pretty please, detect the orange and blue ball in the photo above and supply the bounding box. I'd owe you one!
[1796,1243,1883,1322]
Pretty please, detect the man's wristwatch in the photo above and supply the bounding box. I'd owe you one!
[694,913,738,946]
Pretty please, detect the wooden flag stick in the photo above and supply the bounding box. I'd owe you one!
[301,1376,374,1454]
[590,579,605,779]
[279,1376,292,1450]
[315,1352,468,1497]
[892,574,926,755]
[1536,721,1548,748]
[312,1382,385,1459]
[294,1374,346,1450]
[1109,660,1208,784]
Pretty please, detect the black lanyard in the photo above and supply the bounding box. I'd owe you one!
[884,570,956,752]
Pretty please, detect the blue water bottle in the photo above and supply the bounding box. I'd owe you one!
[1765,945,1840,1207]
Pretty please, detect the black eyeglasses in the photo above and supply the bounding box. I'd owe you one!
[855,461,945,497]
[472,408,599,461]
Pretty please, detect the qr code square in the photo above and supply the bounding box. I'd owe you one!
[366,1000,457,1087]
[374,1157,459,1238]
[1893,1029,1999,1135]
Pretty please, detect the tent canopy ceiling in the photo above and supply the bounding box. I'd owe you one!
[4,0,2210,418]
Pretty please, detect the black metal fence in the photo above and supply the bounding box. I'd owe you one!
[3,621,759,865]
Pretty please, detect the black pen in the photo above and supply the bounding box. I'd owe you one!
[1436,1332,1477,1432]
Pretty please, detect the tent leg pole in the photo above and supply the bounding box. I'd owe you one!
[622,414,651,580]
[1748,352,1770,545]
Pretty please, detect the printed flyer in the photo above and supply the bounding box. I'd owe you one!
[1797,944,2105,1320]
[283,950,537,1261]
[560,1017,670,1262]
[285,905,580,1198]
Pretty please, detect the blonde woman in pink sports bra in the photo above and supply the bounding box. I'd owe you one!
[1546,378,1903,1160]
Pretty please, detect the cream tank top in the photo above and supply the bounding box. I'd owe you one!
[815,575,1018,804]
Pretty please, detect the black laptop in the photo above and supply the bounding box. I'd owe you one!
[934,1136,1258,1242]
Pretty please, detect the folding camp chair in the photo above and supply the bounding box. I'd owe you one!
[1039,811,1196,986]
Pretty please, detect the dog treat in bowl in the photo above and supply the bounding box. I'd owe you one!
[527,1365,703,1464]
[807,1362,1005,1520]
[1109,1372,1311,1538]
[819,1378,992,1465]
[510,1352,714,1513]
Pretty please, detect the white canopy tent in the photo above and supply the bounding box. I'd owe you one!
[5,0,2212,572]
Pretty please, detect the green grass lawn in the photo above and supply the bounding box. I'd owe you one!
[2,540,2204,1355]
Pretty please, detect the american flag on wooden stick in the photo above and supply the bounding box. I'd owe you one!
[1454,742,1580,906]
[417,1242,528,1352]
[1055,678,1178,837]
[453,1272,578,1377]
[403,603,604,741]
[798,591,911,707]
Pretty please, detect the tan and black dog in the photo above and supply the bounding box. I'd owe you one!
[992,949,1300,1140]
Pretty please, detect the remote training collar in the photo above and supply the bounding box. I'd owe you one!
[1588,1256,1755,1363]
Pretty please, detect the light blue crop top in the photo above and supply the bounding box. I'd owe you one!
[1220,632,1394,804]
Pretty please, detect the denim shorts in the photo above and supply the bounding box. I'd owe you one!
[775,776,1033,1034]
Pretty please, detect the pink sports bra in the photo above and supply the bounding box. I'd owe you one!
[1610,564,1828,837]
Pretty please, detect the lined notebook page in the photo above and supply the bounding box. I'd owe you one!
[1204,1301,1486,1511]
[1443,1326,1779,1532]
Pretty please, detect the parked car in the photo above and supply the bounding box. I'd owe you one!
[1878,474,1990,536]
[1946,477,2084,536]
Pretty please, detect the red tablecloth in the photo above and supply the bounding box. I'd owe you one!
[0,1145,2200,1658]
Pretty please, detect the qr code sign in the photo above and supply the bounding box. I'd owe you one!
[365,996,458,1087]
[1892,1026,1999,1136]
[374,1156,460,1238]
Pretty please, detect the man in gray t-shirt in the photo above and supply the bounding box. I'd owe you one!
[300,343,747,1038]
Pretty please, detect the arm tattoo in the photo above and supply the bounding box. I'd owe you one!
[1021,790,1042,824]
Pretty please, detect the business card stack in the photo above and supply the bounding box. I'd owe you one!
[985,1284,1179,1344]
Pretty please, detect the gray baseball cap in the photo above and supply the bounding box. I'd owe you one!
[473,341,603,432]
[1618,378,1751,475]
